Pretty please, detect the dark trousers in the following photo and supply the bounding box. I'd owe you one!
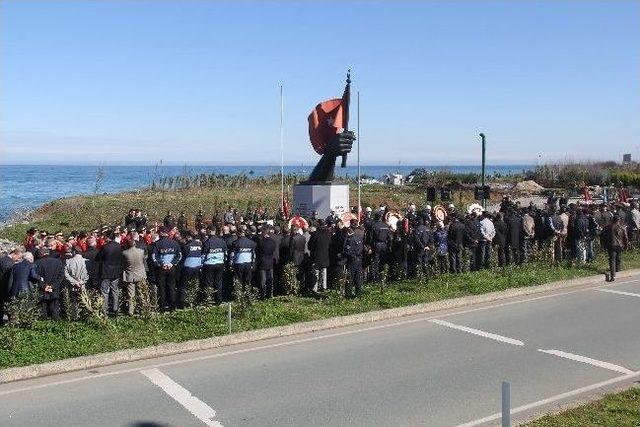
[415,250,430,278]
[496,245,506,267]
[437,255,448,274]
[203,264,224,303]
[467,245,478,272]
[448,248,462,273]
[506,245,520,266]
[370,243,388,281]
[259,269,274,299]
[478,241,492,269]
[235,263,253,290]
[608,247,622,279]
[156,267,177,310]
[0,299,5,326]
[41,298,60,320]
[346,258,363,297]
[178,267,201,308]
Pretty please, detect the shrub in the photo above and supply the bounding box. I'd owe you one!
[5,289,40,329]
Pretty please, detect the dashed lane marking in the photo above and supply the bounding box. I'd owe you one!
[429,319,524,346]
[141,368,223,427]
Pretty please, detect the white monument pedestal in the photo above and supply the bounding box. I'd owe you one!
[293,184,349,219]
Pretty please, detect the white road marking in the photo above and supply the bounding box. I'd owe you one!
[429,319,524,346]
[456,371,640,427]
[538,349,634,374]
[597,288,640,298]
[141,368,223,427]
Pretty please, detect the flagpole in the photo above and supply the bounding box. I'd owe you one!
[357,90,361,219]
[341,70,351,168]
[280,84,284,211]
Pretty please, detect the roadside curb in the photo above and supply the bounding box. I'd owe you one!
[2,268,639,384]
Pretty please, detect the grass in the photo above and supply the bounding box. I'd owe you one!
[0,182,476,242]
[525,387,640,426]
[2,250,637,370]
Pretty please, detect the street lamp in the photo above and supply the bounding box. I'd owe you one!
[479,133,486,209]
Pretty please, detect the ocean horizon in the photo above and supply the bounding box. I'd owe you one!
[0,164,533,222]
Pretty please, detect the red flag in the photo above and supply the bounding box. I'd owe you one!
[282,192,290,218]
[308,86,348,155]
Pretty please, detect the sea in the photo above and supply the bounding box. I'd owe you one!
[0,164,532,223]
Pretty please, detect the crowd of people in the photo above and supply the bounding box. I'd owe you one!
[0,196,635,323]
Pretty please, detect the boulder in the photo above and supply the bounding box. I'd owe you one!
[514,180,544,193]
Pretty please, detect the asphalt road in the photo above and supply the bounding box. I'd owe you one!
[2,275,640,426]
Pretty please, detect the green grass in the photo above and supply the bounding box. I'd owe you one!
[2,250,637,370]
[0,183,472,242]
[526,387,640,426]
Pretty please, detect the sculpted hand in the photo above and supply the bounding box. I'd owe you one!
[325,131,355,158]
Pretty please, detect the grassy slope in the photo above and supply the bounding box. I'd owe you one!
[525,387,640,426]
[2,251,635,369]
[0,183,438,242]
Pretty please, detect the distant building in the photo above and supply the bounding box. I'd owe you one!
[623,153,632,163]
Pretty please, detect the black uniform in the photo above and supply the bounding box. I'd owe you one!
[447,218,465,273]
[343,229,364,297]
[368,220,391,281]
[151,236,183,310]
[202,235,227,303]
[412,224,433,277]
[178,238,202,308]
[230,236,257,291]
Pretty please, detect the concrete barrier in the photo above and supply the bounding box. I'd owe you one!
[2,268,638,384]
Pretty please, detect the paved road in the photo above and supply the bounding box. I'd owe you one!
[2,275,640,426]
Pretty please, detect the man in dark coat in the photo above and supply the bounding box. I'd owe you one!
[308,220,331,292]
[289,227,307,287]
[464,213,481,272]
[96,232,124,315]
[343,224,365,297]
[505,210,523,265]
[256,226,276,299]
[368,213,391,282]
[35,248,65,320]
[82,236,100,290]
[1,249,22,325]
[602,214,628,281]
[493,212,508,267]
[447,215,465,274]
[9,251,42,299]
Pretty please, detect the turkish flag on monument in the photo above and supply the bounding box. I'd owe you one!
[308,87,348,155]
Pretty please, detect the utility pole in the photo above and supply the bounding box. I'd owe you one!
[479,132,486,209]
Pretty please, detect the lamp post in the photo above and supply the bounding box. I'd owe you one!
[479,133,486,209]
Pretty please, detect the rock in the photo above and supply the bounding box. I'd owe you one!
[513,180,544,194]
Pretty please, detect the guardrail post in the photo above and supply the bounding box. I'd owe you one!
[227,302,232,334]
[502,381,511,427]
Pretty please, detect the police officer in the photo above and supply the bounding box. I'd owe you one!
[201,227,227,303]
[343,222,364,297]
[151,227,182,311]
[412,217,432,278]
[178,231,202,308]
[368,213,391,282]
[230,228,257,294]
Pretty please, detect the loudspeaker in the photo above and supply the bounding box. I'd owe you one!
[426,187,436,202]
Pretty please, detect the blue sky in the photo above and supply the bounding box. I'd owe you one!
[1,1,638,166]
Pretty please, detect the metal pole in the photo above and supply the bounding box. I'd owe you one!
[480,133,486,209]
[227,302,232,334]
[357,90,361,219]
[502,381,511,427]
[280,84,285,210]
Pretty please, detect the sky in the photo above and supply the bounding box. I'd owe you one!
[1,0,638,166]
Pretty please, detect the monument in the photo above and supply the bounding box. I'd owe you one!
[293,72,356,219]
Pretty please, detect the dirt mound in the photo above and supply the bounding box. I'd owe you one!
[514,180,544,193]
